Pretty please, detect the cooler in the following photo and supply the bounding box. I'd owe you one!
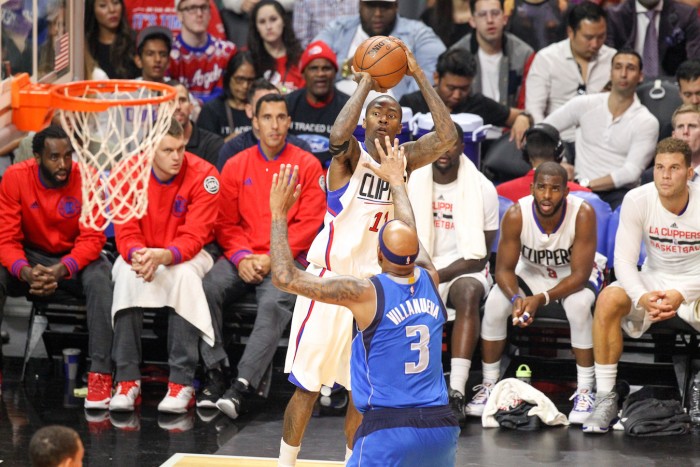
[410,113,490,168]
[353,107,414,144]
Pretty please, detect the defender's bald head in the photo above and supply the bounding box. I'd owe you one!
[379,220,419,266]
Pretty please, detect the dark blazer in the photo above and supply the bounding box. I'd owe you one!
[605,0,700,78]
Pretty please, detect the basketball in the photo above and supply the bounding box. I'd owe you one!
[353,36,408,90]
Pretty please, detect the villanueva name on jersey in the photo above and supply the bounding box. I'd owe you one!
[521,245,572,266]
[386,298,440,325]
[648,226,700,253]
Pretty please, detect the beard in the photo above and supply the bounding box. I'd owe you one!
[40,163,70,188]
[534,195,566,218]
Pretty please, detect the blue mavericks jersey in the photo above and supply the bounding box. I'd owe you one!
[351,267,449,412]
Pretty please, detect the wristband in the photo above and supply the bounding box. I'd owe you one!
[510,294,522,304]
[542,291,550,306]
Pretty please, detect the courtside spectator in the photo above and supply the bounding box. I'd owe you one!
[506,0,566,52]
[197,52,256,140]
[134,26,172,82]
[400,48,532,146]
[29,426,84,467]
[316,0,446,101]
[677,59,700,106]
[525,1,615,146]
[286,41,350,168]
[497,123,591,202]
[605,0,700,79]
[172,82,225,166]
[544,50,658,209]
[421,0,474,48]
[170,0,237,103]
[451,0,533,107]
[125,0,226,39]
[248,0,305,95]
[85,0,139,79]
[293,0,358,48]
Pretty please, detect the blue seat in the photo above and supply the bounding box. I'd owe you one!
[606,205,646,270]
[493,196,514,253]
[570,191,612,257]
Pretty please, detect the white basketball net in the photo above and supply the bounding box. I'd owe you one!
[58,83,176,231]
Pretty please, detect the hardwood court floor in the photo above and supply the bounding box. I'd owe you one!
[3,356,700,467]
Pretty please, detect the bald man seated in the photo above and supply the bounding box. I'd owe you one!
[270,138,459,467]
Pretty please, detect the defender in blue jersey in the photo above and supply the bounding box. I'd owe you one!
[269,138,459,467]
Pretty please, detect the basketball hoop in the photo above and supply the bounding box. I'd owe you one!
[11,75,177,231]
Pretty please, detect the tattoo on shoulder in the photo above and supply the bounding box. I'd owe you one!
[329,140,350,156]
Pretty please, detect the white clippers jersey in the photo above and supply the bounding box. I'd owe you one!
[517,195,583,279]
[615,182,700,304]
[306,144,395,278]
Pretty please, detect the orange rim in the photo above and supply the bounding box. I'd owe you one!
[50,80,177,112]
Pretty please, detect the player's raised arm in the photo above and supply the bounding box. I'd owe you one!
[327,72,383,171]
[270,164,376,328]
[392,38,457,173]
[363,136,439,285]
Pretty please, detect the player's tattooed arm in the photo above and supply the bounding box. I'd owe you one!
[328,73,374,162]
[270,164,376,326]
[403,56,458,172]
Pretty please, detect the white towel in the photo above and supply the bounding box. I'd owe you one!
[482,378,570,427]
[408,155,486,260]
[111,249,215,346]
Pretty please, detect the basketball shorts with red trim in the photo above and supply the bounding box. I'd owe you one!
[284,264,354,392]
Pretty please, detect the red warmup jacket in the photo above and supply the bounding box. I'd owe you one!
[115,152,220,264]
[217,142,326,267]
[0,159,106,279]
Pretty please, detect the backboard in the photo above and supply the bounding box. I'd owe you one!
[0,0,83,145]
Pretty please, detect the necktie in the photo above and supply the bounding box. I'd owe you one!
[643,10,659,78]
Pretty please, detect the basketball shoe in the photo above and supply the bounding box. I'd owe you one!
[109,380,141,412]
[158,382,195,413]
[568,388,595,425]
[84,372,113,410]
[465,382,494,417]
[582,391,619,434]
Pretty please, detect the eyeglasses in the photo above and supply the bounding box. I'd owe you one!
[474,9,503,19]
[178,3,210,14]
[232,76,256,85]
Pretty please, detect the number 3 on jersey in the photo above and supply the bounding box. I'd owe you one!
[369,211,390,232]
[405,325,429,374]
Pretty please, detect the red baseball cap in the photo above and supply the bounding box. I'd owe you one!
[299,41,338,73]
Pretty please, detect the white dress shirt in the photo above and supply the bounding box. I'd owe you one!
[526,38,617,142]
[544,92,659,187]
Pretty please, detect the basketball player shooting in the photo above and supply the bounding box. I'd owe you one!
[272,141,460,467]
[278,38,458,466]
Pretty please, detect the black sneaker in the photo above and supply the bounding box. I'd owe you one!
[216,380,247,420]
[196,368,227,409]
[449,389,466,427]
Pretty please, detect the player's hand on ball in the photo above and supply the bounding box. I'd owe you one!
[270,164,301,216]
[353,70,387,93]
[389,37,418,77]
[364,136,405,186]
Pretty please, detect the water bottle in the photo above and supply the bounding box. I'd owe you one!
[689,373,700,424]
[516,364,532,385]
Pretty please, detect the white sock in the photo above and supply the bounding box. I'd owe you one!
[482,361,501,384]
[576,364,595,392]
[449,358,471,394]
[345,445,352,463]
[278,439,300,467]
[594,363,618,395]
